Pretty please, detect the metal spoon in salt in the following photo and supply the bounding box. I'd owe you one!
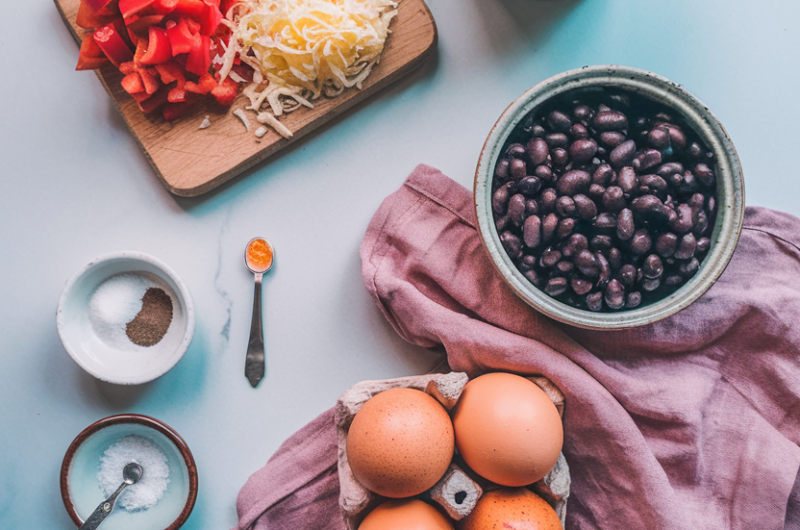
[244,237,275,388]
[79,462,143,530]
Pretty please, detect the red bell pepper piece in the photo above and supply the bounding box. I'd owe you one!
[139,67,161,94]
[167,17,194,55]
[162,101,195,121]
[219,0,238,16]
[83,0,117,14]
[76,34,110,70]
[153,0,179,14]
[140,26,172,64]
[119,61,138,74]
[168,86,187,102]
[185,34,211,76]
[126,14,165,36]
[174,0,206,21]
[127,26,139,46]
[93,22,134,67]
[119,0,156,19]
[183,72,216,94]
[185,17,201,34]
[200,4,222,36]
[155,60,186,86]
[76,0,116,29]
[137,84,171,113]
[121,72,145,94]
[210,76,238,106]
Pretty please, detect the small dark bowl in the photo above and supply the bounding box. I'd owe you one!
[60,414,198,530]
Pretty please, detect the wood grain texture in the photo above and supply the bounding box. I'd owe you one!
[55,0,437,196]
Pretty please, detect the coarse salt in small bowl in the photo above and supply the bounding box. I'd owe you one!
[56,251,195,385]
[60,414,198,530]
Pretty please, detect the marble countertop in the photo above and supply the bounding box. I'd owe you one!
[1,0,798,527]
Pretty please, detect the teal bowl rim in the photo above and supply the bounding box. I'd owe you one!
[474,65,745,330]
[60,414,198,529]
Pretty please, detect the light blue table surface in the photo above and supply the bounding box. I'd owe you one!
[1,0,798,528]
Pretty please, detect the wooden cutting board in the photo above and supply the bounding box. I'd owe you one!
[55,0,437,197]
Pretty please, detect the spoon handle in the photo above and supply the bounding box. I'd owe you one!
[245,273,265,388]
[78,482,128,530]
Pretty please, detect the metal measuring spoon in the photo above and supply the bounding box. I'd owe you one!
[244,237,275,388]
[79,462,143,530]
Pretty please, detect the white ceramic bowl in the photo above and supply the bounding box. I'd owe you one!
[474,65,745,329]
[60,414,198,530]
[57,251,195,384]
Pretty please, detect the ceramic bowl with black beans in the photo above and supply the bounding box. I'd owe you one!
[474,65,744,330]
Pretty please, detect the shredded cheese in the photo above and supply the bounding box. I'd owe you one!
[220,0,398,138]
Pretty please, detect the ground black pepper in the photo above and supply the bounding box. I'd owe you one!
[126,287,174,347]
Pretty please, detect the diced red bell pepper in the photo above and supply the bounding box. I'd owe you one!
[219,0,238,16]
[139,67,161,94]
[153,0,179,14]
[202,0,220,7]
[76,33,111,70]
[119,61,138,74]
[154,60,186,86]
[93,22,134,67]
[83,0,117,14]
[127,26,140,46]
[125,14,165,36]
[185,17,201,34]
[210,76,238,106]
[76,0,117,29]
[174,0,206,21]
[119,0,156,19]
[137,84,171,113]
[199,4,222,36]
[133,36,147,66]
[167,17,194,55]
[121,72,145,94]
[168,86,187,102]
[183,72,216,94]
[185,34,211,76]
[140,26,172,64]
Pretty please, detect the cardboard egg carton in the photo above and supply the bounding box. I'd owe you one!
[334,372,570,529]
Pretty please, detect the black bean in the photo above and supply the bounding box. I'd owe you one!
[665,275,683,286]
[641,278,661,292]
[545,133,569,148]
[551,148,569,166]
[573,194,597,219]
[556,260,574,274]
[674,233,696,260]
[688,193,705,212]
[631,195,671,224]
[655,232,678,257]
[617,166,638,193]
[507,194,526,226]
[590,235,613,252]
[608,247,622,270]
[671,203,694,234]
[570,138,598,163]
[500,231,522,257]
[518,176,543,197]
[492,183,512,214]
[638,174,668,197]
[599,131,626,147]
[535,165,553,182]
[510,158,526,180]
[657,161,684,178]
[556,217,576,239]
[545,277,568,296]
[523,215,542,248]
[694,163,715,187]
[663,123,687,149]
[593,111,628,131]
[647,127,671,149]
[540,188,558,213]
[602,186,626,212]
[694,211,709,236]
[540,247,561,268]
[596,252,612,285]
[632,149,662,171]
[519,255,537,271]
[609,140,637,168]
[594,212,617,230]
[707,195,716,214]
[687,142,703,159]
[620,264,637,286]
[588,183,606,201]
[571,278,593,296]
[605,279,625,309]
[679,171,698,194]
[679,257,700,278]
[630,229,652,255]
[643,254,664,278]
[561,233,588,258]
[616,208,635,240]
[626,291,642,308]
[586,292,603,311]
[575,249,599,277]
[506,143,526,158]
[526,137,550,166]
[495,158,510,180]
[525,199,539,216]
[592,164,615,186]
[495,214,509,232]
[556,170,591,196]
[573,104,595,122]
[542,213,559,242]
[696,237,711,253]
[547,110,572,132]
[556,196,576,217]
[570,123,589,139]
[523,269,542,287]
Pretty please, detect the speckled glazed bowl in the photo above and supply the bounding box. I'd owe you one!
[474,65,745,330]
[60,414,198,530]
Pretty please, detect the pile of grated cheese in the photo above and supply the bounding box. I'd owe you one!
[218,0,399,139]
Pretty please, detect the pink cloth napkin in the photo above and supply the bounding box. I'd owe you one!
[233,164,800,530]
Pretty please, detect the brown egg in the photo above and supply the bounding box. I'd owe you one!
[347,388,455,498]
[452,373,563,486]
[459,488,562,530]
[360,499,454,530]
